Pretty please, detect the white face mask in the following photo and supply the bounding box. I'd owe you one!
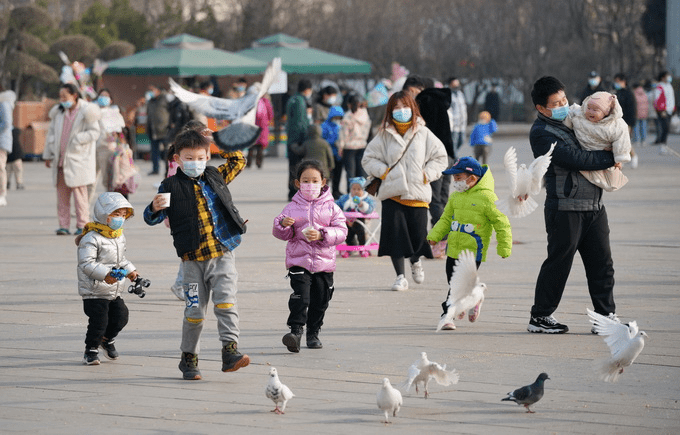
[451,179,471,193]
[181,160,207,178]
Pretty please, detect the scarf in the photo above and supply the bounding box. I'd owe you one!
[393,120,412,136]
[82,222,123,239]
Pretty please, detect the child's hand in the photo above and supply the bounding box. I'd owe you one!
[127,270,139,281]
[614,162,623,169]
[428,240,436,246]
[281,216,295,227]
[305,228,322,241]
[104,273,118,284]
[151,194,168,212]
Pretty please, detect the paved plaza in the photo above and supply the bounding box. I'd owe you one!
[0,131,679,434]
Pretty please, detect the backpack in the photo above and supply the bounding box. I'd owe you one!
[654,85,666,112]
[168,98,194,141]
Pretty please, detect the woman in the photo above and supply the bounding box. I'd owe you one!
[90,88,125,202]
[247,94,274,169]
[43,83,100,235]
[341,94,371,190]
[362,91,448,291]
[313,86,339,124]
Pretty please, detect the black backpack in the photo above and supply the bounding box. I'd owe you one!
[168,98,194,141]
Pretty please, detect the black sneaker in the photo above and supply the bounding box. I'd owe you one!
[306,331,323,349]
[528,315,569,333]
[179,352,202,380]
[100,339,119,360]
[83,348,100,365]
[282,326,303,353]
[221,341,250,372]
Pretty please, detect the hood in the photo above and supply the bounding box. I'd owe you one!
[307,124,322,139]
[0,90,16,109]
[469,165,495,194]
[416,87,451,110]
[93,192,134,224]
[292,184,334,206]
[581,93,623,122]
[326,105,345,121]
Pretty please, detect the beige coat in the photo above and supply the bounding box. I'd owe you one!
[564,95,631,163]
[43,100,101,187]
[362,117,448,203]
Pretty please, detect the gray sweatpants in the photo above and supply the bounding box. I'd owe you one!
[181,251,240,354]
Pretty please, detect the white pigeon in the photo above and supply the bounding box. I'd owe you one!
[496,142,556,218]
[436,250,486,332]
[587,309,648,382]
[265,367,295,414]
[376,377,402,424]
[398,352,459,398]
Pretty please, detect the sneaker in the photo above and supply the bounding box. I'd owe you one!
[74,228,83,236]
[360,250,370,258]
[411,260,424,284]
[591,312,620,334]
[659,144,670,155]
[282,326,303,353]
[391,274,408,291]
[16,183,24,190]
[527,315,569,333]
[341,251,350,258]
[170,284,185,300]
[441,322,456,330]
[306,330,323,349]
[56,228,70,235]
[83,348,100,365]
[221,341,250,372]
[100,338,119,360]
[0,196,6,207]
[179,352,202,380]
[468,301,483,323]
[630,154,638,169]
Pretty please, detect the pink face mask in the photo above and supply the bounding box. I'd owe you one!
[299,183,322,200]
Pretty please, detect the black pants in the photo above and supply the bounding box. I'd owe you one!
[288,147,303,200]
[442,256,481,314]
[655,112,670,144]
[532,207,615,317]
[83,297,129,349]
[343,148,366,190]
[345,218,366,245]
[429,156,454,226]
[287,266,334,332]
[331,157,343,199]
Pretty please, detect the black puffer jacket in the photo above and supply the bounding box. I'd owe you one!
[416,88,455,158]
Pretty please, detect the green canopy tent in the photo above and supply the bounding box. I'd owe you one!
[236,33,371,74]
[103,34,268,76]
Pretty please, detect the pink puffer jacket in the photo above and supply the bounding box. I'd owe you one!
[273,185,347,273]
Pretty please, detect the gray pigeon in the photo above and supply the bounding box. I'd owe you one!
[265,367,294,414]
[376,378,402,424]
[501,372,549,413]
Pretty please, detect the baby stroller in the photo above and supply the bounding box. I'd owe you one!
[336,210,381,258]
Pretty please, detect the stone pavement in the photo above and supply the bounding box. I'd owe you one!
[0,133,679,434]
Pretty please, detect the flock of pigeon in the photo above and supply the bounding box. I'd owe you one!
[173,72,648,423]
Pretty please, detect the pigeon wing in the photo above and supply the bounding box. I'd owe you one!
[528,142,556,194]
[510,384,532,402]
[587,308,633,357]
[398,364,421,392]
[168,78,258,121]
[503,146,518,196]
[448,250,481,310]
[430,362,459,386]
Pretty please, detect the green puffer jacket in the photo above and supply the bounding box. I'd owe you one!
[427,165,512,262]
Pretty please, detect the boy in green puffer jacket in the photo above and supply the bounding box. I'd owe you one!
[427,157,512,330]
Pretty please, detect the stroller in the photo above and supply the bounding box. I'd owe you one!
[336,210,381,258]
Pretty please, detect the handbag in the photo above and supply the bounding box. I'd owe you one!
[365,133,417,196]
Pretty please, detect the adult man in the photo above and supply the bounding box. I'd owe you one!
[484,86,501,121]
[528,76,619,334]
[579,71,606,104]
[402,76,425,99]
[286,79,313,200]
[146,85,170,175]
[613,73,638,168]
[653,70,676,154]
[448,77,467,151]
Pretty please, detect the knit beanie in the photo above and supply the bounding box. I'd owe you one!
[588,91,616,115]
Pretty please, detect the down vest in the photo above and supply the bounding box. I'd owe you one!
[77,192,136,300]
[273,185,347,273]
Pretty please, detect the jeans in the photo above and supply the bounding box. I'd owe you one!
[342,148,366,190]
[632,119,647,143]
[150,138,166,174]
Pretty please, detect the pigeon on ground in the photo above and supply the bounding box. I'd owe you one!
[496,142,556,218]
[265,367,294,414]
[501,372,550,413]
[376,377,402,424]
[437,250,486,332]
[398,352,459,398]
[587,308,648,382]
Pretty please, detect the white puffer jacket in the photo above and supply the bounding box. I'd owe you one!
[77,192,135,300]
[362,117,448,202]
[564,95,631,163]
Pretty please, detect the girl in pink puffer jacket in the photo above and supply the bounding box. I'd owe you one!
[272,160,347,353]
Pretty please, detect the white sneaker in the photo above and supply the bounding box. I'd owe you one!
[411,260,424,284]
[0,196,6,206]
[630,154,638,169]
[659,145,670,155]
[391,274,408,291]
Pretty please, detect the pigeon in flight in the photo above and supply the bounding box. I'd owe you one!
[501,372,550,413]
[265,367,295,414]
[399,352,459,398]
[376,377,402,424]
[496,142,555,218]
[587,308,647,382]
[437,250,486,332]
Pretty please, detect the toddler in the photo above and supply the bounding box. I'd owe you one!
[272,160,347,352]
[427,157,512,330]
[469,111,498,165]
[564,91,630,191]
[76,192,138,365]
[335,176,376,258]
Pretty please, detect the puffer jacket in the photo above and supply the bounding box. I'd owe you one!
[77,192,135,300]
[0,90,17,153]
[362,117,448,202]
[427,166,512,262]
[272,185,347,273]
[564,94,631,163]
[340,107,371,151]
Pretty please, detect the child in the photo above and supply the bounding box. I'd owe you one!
[469,111,498,165]
[563,91,630,191]
[291,124,335,180]
[272,160,347,352]
[426,157,512,330]
[143,129,250,380]
[335,176,376,258]
[322,106,345,198]
[76,192,138,365]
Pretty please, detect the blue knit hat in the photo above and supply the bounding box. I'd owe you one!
[349,176,367,188]
[442,157,482,177]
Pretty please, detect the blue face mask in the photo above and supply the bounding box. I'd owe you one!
[613,82,622,90]
[667,76,673,84]
[145,91,154,101]
[392,108,412,123]
[588,78,600,87]
[61,100,74,109]
[108,216,125,231]
[97,96,111,107]
[549,104,569,121]
[182,160,207,178]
